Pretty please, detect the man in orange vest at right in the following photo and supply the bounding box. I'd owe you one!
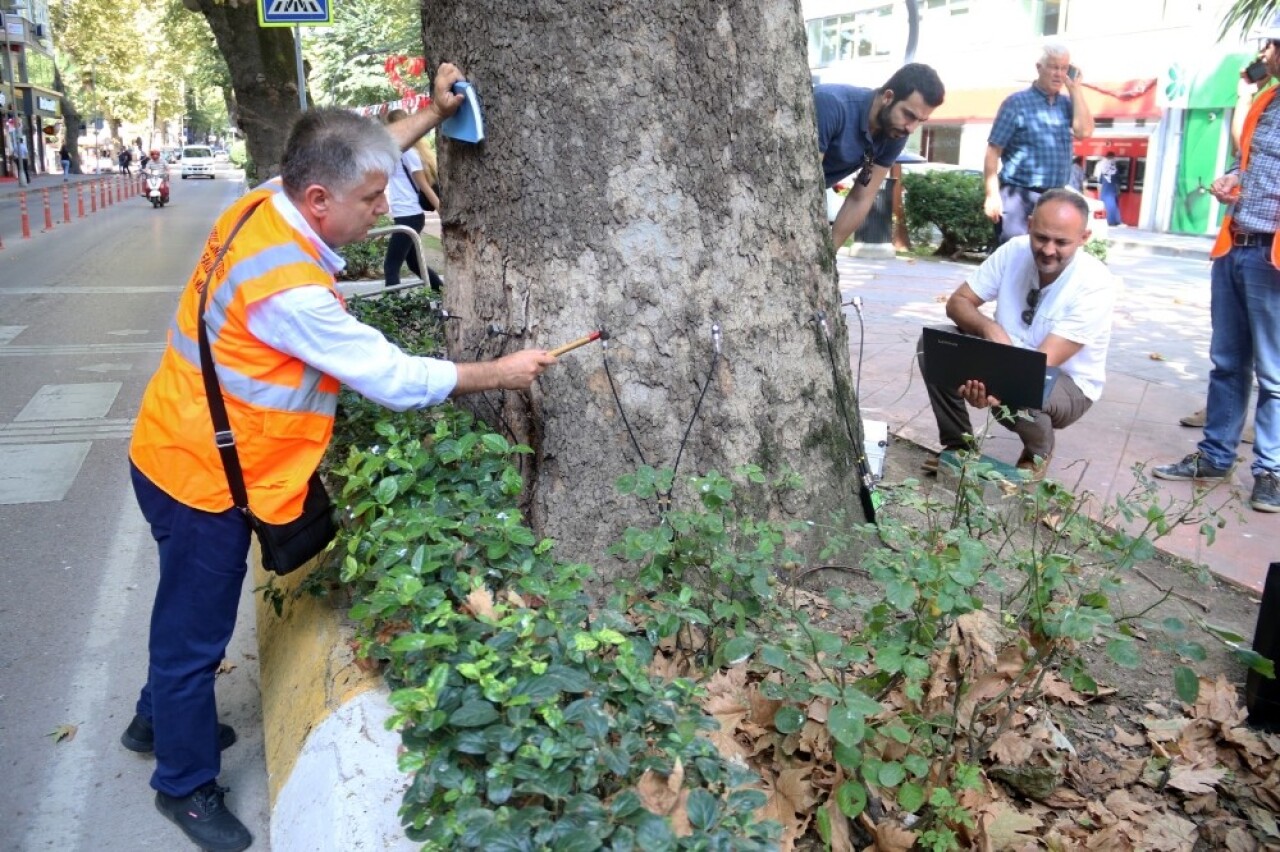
[1154,15,1280,513]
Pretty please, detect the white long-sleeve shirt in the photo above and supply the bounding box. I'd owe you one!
[244,186,458,411]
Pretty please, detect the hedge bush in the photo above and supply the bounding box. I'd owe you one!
[901,170,992,256]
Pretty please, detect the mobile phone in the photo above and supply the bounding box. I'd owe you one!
[1244,59,1270,84]
[1067,65,1080,81]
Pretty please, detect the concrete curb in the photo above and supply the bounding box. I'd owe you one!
[253,553,413,850]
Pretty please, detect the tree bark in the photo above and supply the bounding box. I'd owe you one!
[183,0,302,178]
[422,1,868,574]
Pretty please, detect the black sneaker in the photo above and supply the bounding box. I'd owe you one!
[122,714,236,754]
[1252,472,1280,513]
[1152,452,1232,482]
[155,782,252,852]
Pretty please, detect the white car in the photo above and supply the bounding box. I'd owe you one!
[180,145,216,180]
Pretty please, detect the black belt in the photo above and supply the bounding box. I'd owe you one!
[1233,231,1275,247]
[1002,182,1052,194]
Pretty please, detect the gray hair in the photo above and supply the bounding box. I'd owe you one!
[280,108,400,198]
[1039,41,1070,65]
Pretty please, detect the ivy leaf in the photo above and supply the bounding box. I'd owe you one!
[1173,666,1200,704]
[878,761,906,788]
[449,700,499,727]
[374,476,399,504]
[720,636,756,666]
[1105,638,1141,668]
[835,779,867,819]
[898,781,926,813]
[774,705,805,734]
[685,788,719,830]
[827,704,866,747]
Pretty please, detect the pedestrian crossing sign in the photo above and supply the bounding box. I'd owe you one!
[257,0,331,27]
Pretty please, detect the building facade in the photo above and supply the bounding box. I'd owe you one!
[2,0,61,180]
[802,0,1257,235]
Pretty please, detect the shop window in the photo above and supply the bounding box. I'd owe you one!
[806,6,894,67]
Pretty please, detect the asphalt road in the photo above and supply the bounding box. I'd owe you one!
[0,170,272,851]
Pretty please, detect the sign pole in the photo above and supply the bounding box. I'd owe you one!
[293,24,307,112]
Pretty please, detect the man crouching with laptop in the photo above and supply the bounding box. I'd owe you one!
[921,188,1115,478]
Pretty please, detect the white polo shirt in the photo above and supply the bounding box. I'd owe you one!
[968,235,1116,401]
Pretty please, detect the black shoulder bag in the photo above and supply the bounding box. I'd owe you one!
[196,199,338,575]
[402,162,436,212]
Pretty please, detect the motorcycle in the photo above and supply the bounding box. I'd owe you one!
[141,168,169,208]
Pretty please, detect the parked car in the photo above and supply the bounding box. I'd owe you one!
[212,148,230,163]
[180,145,215,179]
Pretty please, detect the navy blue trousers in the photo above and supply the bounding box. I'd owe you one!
[130,463,251,797]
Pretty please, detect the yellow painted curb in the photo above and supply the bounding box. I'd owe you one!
[253,547,380,806]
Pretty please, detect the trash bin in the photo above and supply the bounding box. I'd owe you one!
[853,177,895,245]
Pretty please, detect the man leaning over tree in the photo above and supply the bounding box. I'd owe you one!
[984,41,1094,245]
[815,62,945,250]
[123,63,557,852]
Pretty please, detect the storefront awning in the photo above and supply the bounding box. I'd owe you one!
[928,79,1161,123]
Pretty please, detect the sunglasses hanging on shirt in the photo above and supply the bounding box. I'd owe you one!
[1021,287,1042,326]
[855,154,875,187]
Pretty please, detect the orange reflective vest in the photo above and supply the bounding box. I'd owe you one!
[130,183,342,523]
[1212,86,1280,268]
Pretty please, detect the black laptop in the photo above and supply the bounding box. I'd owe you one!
[921,326,1060,411]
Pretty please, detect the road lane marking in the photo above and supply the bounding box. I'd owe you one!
[0,443,93,503]
[0,342,165,357]
[20,495,153,850]
[0,325,26,344]
[0,286,183,294]
[0,418,135,444]
[16,382,123,421]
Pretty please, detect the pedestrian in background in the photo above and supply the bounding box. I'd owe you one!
[119,148,131,175]
[1069,155,1085,192]
[16,138,30,182]
[815,63,946,250]
[383,108,445,291]
[984,41,1095,244]
[1094,150,1121,226]
[123,65,556,852]
[59,143,71,179]
[1154,13,1280,513]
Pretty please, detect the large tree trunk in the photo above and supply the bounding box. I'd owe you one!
[423,0,867,574]
[183,0,302,177]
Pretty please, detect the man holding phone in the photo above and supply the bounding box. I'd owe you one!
[983,41,1094,245]
[1154,15,1280,513]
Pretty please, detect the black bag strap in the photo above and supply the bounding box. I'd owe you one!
[196,198,267,512]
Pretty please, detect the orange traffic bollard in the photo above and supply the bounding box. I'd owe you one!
[19,191,30,238]
[77,184,85,218]
[62,185,72,224]
[99,178,106,209]
[42,188,54,231]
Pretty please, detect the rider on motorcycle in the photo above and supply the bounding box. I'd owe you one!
[139,149,170,206]
[140,149,169,179]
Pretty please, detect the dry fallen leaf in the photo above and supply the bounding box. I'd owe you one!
[635,759,692,837]
[48,723,78,744]
[215,659,236,675]
[980,802,1043,851]
[1148,352,1167,361]
[465,587,497,621]
[1166,765,1226,795]
[872,819,918,852]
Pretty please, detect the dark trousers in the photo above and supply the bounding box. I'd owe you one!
[920,331,1093,461]
[996,183,1045,246]
[130,463,251,797]
[384,213,443,290]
